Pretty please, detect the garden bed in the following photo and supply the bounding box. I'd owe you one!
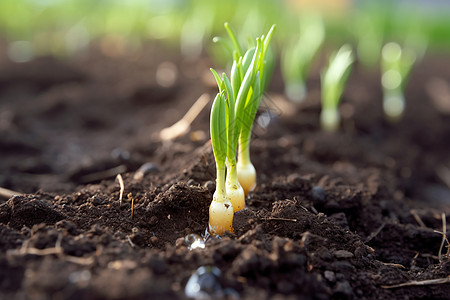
[0,42,449,299]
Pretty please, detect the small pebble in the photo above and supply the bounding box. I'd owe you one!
[324,270,336,282]
[334,280,353,298]
[89,196,103,206]
[204,181,215,194]
[111,148,131,161]
[334,250,354,259]
[133,162,159,181]
[150,236,159,244]
[187,179,198,186]
[310,186,326,203]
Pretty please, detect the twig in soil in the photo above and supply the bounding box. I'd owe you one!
[159,93,210,141]
[127,235,136,248]
[293,197,310,213]
[436,212,448,261]
[79,165,127,183]
[420,253,440,260]
[376,260,406,269]
[265,217,297,222]
[127,193,135,220]
[381,276,450,289]
[0,187,24,199]
[410,209,427,228]
[116,174,124,206]
[7,234,94,265]
[365,222,386,243]
[410,252,419,269]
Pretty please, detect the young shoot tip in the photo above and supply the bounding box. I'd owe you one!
[381,42,417,121]
[320,44,354,131]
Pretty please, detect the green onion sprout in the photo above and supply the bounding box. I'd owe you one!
[210,68,245,214]
[208,24,276,234]
[281,13,325,102]
[209,90,234,235]
[381,42,417,121]
[214,22,275,196]
[320,44,354,132]
[234,25,275,196]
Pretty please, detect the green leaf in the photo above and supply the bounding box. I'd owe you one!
[223,73,237,161]
[231,60,241,100]
[210,68,224,92]
[210,92,227,166]
[212,36,233,59]
[242,71,262,140]
[224,22,242,60]
[235,38,262,138]
[322,44,354,109]
[242,47,256,77]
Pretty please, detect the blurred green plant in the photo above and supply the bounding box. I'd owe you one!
[353,2,386,69]
[0,0,449,64]
[320,44,354,132]
[281,12,325,102]
[381,42,417,121]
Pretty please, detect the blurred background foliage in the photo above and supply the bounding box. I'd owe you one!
[0,0,449,64]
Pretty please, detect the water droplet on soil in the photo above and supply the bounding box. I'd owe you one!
[185,234,206,250]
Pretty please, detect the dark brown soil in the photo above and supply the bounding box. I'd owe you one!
[0,42,449,300]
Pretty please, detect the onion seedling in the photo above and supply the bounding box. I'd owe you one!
[281,13,325,102]
[320,45,354,132]
[381,42,416,121]
[210,69,245,213]
[209,90,234,235]
[211,23,276,199]
[234,26,275,196]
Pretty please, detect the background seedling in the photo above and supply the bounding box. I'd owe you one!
[281,13,325,102]
[381,42,416,121]
[353,2,386,69]
[320,44,354,132]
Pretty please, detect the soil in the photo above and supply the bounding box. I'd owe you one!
[0,41,449,300]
